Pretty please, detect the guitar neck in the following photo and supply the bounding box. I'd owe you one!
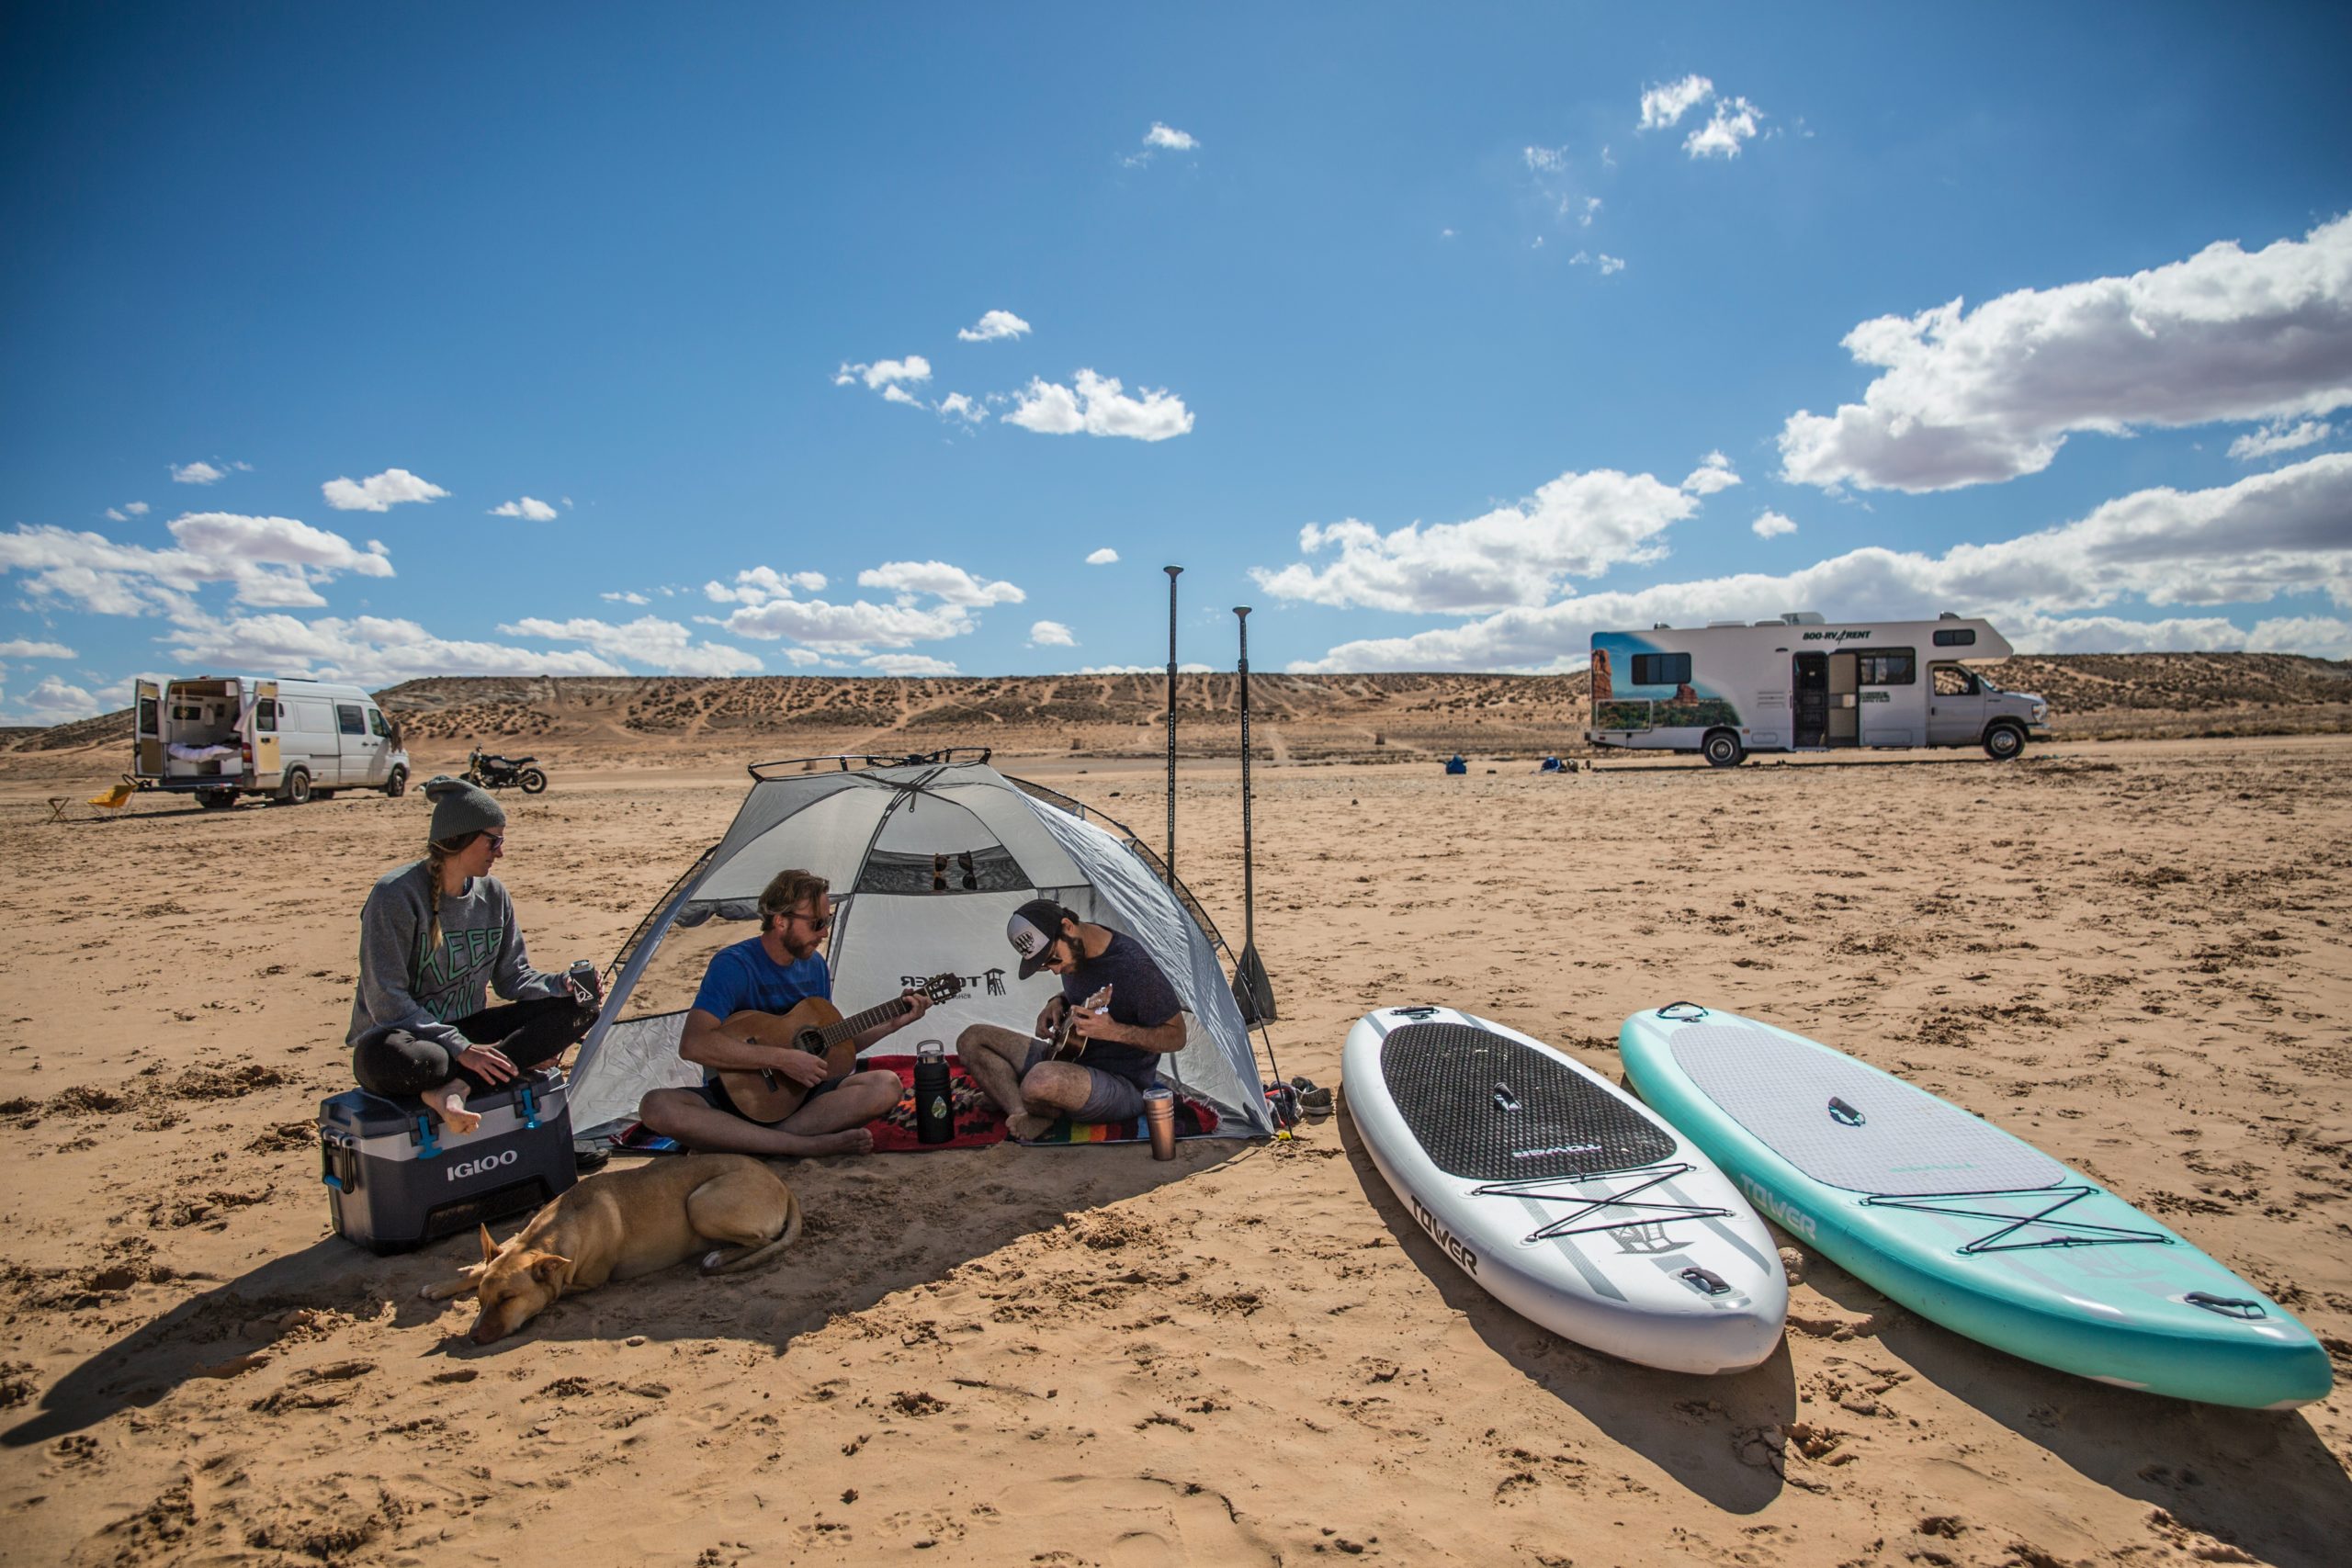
[817,995,908,1050]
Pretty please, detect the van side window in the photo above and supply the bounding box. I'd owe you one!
[369,708,392,739]
[1856,649,1916,685]
[139,696,159,733]
[336,704,365,736]
[1631,652,1692,686]
[1932,664,1979,697]
[1933,628,1976,647]
[256,700,277,733]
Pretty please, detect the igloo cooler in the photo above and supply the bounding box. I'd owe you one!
[317,1069,576,1254]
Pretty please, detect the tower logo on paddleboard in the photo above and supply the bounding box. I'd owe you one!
[1408,1190,1480,1276]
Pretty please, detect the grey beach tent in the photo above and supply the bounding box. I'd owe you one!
[569,754,1274,1138]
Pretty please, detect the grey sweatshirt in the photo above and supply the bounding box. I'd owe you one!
[347,860,560,1050]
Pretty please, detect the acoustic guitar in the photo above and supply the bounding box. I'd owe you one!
[718,973,965,1123]
[1043,984,1114,1062]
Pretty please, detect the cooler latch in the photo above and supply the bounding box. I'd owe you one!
[518,1083,541,1131]
[413,1112,441,1159]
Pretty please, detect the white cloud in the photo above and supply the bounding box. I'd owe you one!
[1780,213,2352,492]
[881,385,922,407]
[602,590,650,605]
[1681,451,1742,495]
[0,638,74,658]
[1251,468,1699,615]
[834,355,932,390]
[489,496,560,521]
[704,566,829,604]
[170,461,226,486]
[1578,197,1601,228]
[1004,369,1193,441]
[1077,662,1216,675]
[783,647,825,666]
[1145,122,1198,152]
[1086,547,1120,565]
[164,613,628,684]
[5,674,99,725]
[322,468,449,512]
[856,560,1025,606]
[1570,251,1625,275]
[497,615,762,676]
[124,501,150,515]
[1638,75,1713,130]
[863,653,960,676]
[105,509,126,522]
[937,392,988,423]
[1752,510,1799,538]
[1028,619,1077,648]
[958,310,1033,343]
[1523,145,1568,175]
[1686,96,1763,159]
[1284,454,2352,671]
[718,588,980,654]
[2230,419,2334,461]
[0,513,394,615]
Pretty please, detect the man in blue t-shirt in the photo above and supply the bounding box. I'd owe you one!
[637,869,928,1157]
[955,898,1186,1140]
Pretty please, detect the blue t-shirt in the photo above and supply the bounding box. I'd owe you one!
[694,938,831,1022]
[1061,931,1183,1089]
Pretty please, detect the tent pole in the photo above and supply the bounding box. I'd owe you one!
[1163,564,1182,886]
[1231,605,1277,1023]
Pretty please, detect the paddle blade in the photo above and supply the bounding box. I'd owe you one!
[1232,944,1277,1023]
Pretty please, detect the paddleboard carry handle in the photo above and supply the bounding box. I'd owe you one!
[1656,1001,1708,1021]
[2184,1292,2267,1320]
[1679,1266,1733,1296]
[1827,1096,1867,1128]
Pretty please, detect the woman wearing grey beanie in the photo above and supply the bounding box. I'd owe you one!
[345,775,598,1134]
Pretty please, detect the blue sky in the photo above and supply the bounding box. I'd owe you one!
[5,3,2350,722]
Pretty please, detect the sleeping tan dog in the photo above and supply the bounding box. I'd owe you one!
[421,1154,802,1344]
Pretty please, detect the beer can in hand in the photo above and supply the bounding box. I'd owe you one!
[1141,1085,1177,1160]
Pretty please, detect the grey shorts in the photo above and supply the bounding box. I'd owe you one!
[1021,1042,1152,1124]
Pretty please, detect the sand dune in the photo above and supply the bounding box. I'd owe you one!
[0,734,2348,1565]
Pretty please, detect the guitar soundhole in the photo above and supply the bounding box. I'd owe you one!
[796,1031,828,1055]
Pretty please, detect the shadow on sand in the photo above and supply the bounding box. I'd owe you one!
[1334,1103,1798,1513]
[1797,1244,2352,1568]
[4,1137,1247,1449]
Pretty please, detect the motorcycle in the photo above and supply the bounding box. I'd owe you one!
[466,746,548,795]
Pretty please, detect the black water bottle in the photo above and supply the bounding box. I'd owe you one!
[914,1040,953,1145]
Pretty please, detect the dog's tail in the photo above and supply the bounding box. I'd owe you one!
[700,1184,804,1276]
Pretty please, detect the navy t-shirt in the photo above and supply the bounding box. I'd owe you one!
[1060,931,1183,1089]
[693,939,832,1083]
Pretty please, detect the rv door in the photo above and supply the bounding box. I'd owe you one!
[134,679,163,777]
[251,681,281,783]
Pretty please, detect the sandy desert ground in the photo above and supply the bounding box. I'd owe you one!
[1,733,2348,1566]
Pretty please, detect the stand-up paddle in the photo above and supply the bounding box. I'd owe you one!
[1231,606,1277,1022]
[1164,564,1182,886]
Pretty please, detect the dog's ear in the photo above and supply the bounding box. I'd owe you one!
[529,1252,571,1286]
[478,1224,500,1267]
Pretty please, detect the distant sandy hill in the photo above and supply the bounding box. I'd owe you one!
[12,655,2348,761]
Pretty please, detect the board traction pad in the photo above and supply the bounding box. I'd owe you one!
[1666,1021,2064,1196]
[1381,1021,1675,1182]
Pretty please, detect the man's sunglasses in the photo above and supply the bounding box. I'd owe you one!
[789,909,832,931]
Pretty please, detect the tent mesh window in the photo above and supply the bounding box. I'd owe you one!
[854,845,1033,896]
[1382,1022,1675,1181]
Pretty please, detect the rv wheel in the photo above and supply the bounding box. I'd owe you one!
[519,767,548,794]
[1983,723,2025,761]
[384,764,408,798]
[280,768,312,805]
[1702,730,1746,769]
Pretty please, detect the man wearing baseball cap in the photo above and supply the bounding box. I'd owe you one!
[955,898,1186,1140]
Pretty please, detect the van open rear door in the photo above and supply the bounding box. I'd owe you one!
[250,680,281,781]
[134,679,163,777]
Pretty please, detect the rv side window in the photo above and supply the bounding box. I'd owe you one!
[1932,665,1980,697]
[1857,650,1915,686]
[256,701,277,733]
[1631,652,1692,686]
[337,704,365,736]
[1933,627,1976,647]
[369,708,392,739]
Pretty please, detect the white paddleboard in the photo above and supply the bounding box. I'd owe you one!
[1343,1005,1788,1374]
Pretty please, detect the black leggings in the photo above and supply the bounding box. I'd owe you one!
[352,995,594,1100]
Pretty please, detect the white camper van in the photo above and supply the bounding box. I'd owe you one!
[131,675,411,807]
[1585,613,2050,767]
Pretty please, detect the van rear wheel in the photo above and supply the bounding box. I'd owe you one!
[279,768,312,805]
[1983,723,2025,761]
[197,789,238,810]
[1702,730,1746,769]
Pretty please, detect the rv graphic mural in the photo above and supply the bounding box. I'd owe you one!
[1589,633,1742,733]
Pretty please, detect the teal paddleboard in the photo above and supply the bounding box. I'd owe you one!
[1619,1004,2331,1410]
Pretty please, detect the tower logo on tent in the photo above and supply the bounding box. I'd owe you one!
[448,1148,519,1182]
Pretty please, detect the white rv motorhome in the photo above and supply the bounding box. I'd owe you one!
[131,675,412,807]
[1585,613,2050,767]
